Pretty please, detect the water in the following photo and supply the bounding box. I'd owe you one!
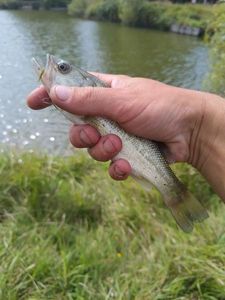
[0,10,209,154]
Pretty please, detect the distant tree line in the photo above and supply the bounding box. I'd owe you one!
[0,0,70,9]
[67,0,215,30]
[0,0,219,10]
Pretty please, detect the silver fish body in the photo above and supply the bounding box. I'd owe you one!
[32,54,208,232]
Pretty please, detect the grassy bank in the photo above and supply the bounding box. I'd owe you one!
[68,0,213,31]
[205,5,225,95]
[0,152,224,299]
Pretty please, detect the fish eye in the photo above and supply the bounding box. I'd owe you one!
[57,61,71,74]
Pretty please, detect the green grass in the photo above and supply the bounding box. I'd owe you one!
[0,151,224,299]
[204,4,225,96]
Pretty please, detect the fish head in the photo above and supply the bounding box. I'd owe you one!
[32,54,103,93]
[32,54,76,92]
[32,54,106,124]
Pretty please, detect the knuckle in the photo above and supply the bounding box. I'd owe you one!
[77,87,94,104]
[88,142,114,162]
[111,75,129,88]
[115,102,133,124]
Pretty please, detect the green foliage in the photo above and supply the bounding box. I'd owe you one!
[68,1,212,30]
[0,0,70,9]
[164,4,213,29]
[132,3,212,29]
[0,0,21,9]
[41,0,70,9]
[0,0,215,32]
[85,0,119,22]
[68,0,90,17]
[133,2,212,29]
[137,2,172,29]
[205,5,225,96]
[118,0,144,25]
[0,151,224,298]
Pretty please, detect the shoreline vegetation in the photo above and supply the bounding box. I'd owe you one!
[0,152,224,298]
[205,5,225,95]
[68,1,213,35]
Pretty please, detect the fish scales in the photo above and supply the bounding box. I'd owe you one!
[88,116,179,190]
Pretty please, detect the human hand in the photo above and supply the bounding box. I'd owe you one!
[27,74,225,200]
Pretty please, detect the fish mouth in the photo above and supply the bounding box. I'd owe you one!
[32,57,45,81]
[46,53,58,72]
[32,54,57,92]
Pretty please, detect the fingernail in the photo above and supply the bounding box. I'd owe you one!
[55,86,71,101]
[114,165,126,177]
[80,129,92,145]
[103,139,116,153]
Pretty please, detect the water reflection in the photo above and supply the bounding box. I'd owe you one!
[0,10,209,154]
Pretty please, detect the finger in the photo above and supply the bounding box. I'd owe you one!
[108,159,131,181]
[88,134,122,162]
[49,85,127,121]
[69,124,100,148]
[27,86,52,110]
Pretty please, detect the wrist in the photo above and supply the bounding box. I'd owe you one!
[189,91,225,201]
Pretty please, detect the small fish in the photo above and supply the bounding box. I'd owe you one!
[32,54,208,232]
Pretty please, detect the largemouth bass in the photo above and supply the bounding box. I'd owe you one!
[32,54,208,232]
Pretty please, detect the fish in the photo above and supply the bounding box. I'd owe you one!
[32,54,209,233]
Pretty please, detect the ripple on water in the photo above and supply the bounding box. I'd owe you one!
[0,96,70,154]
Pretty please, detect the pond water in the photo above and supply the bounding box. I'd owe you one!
[0,10,209,154]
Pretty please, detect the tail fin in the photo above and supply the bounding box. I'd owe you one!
[167,190,209,233]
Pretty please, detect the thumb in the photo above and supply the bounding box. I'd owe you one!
[50,85,123,120]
